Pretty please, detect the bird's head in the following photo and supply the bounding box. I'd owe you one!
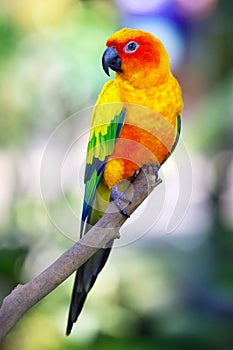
[102,28,170,88]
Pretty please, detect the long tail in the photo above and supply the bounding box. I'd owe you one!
[66,245,113,335]
[66,181,112,335]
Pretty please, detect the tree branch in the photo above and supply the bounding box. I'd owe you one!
[0,166,161,341]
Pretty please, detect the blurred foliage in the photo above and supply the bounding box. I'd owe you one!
[0,0,233,349]
[0,13,21,63]
[0,0,116,147]
[0,247,28,301]
[187,73,233,151]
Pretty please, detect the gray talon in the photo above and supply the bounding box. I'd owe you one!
[110,184,131,217]
[152,165,159,181]
[144,164,159,181]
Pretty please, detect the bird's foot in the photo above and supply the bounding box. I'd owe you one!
[143,164,159,181]
[141,164,161,189]
[134,165,159,182]
[110,184,131,217]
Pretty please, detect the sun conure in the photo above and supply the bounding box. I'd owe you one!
[66,27,183,335]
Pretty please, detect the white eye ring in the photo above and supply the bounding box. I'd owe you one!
[124,41,139,53]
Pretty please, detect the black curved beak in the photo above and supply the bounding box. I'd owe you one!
[102,46,122,76]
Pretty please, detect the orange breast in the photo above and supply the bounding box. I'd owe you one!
[103,73,182,188]
[103,112,178,188]
[110,117,176,177]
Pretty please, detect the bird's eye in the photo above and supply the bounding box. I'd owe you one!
[124,41,139,53]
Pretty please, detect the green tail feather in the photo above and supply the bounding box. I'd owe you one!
[66,182,111,335]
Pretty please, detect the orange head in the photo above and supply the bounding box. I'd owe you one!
[102,28,170,88]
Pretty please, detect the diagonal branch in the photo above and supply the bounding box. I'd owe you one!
[0,166,161,342]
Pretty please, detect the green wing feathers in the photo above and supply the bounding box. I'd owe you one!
[81,107,126,234]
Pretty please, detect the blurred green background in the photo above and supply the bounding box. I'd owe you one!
[0,0,233,349]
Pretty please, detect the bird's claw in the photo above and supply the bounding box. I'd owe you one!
[140,164,162,189]
[146,164,159,181]
[110,184,131,217]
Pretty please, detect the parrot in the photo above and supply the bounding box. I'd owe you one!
[66,27,183,335]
